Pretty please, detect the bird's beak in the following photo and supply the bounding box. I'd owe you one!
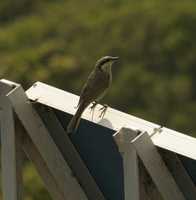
[110,57,119,62]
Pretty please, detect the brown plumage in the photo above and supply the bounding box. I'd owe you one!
[66,56,118,134]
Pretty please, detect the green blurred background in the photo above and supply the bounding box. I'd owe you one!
[1,0,196,199]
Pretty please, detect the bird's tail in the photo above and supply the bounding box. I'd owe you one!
[66,102,87,134]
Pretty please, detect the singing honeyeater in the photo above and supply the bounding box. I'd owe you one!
[67,56,119,133]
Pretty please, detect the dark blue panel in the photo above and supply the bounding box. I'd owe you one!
[179,155,196,185]
[55,110,124,200]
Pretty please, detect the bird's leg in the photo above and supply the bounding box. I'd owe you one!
[89,101,98,120]
[99,104,108,118]
[89,101,98,111]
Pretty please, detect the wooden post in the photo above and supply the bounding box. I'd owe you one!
[0,80,23,200]
[131,132,186,200]
[7,85,88,200]
[114,127,139,200]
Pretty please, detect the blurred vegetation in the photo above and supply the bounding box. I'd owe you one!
[1,0,196,199]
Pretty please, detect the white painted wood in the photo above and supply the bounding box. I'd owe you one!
[26,81,196,160]
[0,79,20,88]
[131,132,186,200]
[0,81,23,200]
[0,79,65,200]
[114,128,139,200]
[7,85,88,200]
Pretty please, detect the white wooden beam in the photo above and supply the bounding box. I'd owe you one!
[0,81,23,200]
[131,132,186,200]
[114,128,139,200]
[26,81,196,160]
[7,85,88,200]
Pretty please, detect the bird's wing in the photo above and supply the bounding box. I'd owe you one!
[78,69,108,107]
[77,70,96,106]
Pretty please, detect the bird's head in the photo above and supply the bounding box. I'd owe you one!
[95,56,119,72]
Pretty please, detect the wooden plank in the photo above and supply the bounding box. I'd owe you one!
[36,105,105,200]
[26,81,196,160]
[160,149,196,200]
[114,128,139,200]
[0,81,23,200]
[131,132,186,200]
[139,160,163,200]
[15,119,65,200]
[7,85,87,200]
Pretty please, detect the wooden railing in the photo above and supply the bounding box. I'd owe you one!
[1,79,196,200]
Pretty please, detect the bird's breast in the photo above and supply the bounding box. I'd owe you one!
[100,71,111,87]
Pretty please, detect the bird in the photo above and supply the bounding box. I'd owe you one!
[66,56,119,134]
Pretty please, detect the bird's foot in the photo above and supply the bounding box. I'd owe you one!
[89,101,98,120]
[150,126,163,137]
[99,104,108,118]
